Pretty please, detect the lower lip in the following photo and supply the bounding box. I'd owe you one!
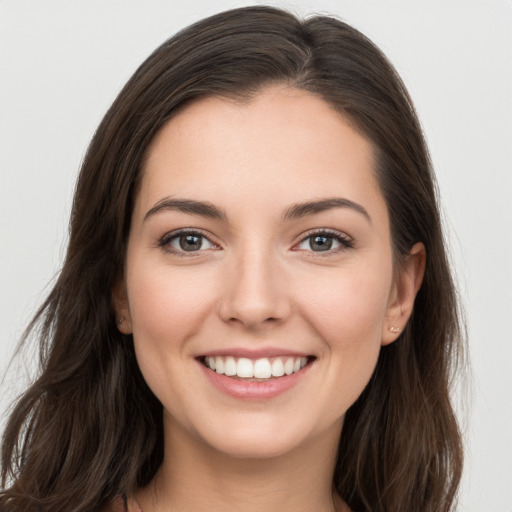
[198,360,312,400]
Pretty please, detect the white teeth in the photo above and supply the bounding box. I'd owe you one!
[254,358,272,379]
[205,355,310,379]
[237,358,254,378]
[224,356,237,376]
[215,356,225,374]
[271,359,285,377]
[284,358,294,375]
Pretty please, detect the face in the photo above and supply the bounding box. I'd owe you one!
[116,86,418,460]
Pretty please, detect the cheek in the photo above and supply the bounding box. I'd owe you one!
[297,260,392,347]
[294,263,392,420]
[126,259,217,349]
[126,260,219,419]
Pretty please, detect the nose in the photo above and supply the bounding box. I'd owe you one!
[218,247,292,330]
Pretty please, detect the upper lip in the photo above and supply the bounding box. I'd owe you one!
[198,347,312,359]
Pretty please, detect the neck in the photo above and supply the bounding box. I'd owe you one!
[135,417,348,512]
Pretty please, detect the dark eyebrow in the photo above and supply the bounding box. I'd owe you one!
[144,196,370,224]
[144,197,227,222]
[282,197,372,224]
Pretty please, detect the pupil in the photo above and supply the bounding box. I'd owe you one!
[180,234,202,251]
[311,235,332,251]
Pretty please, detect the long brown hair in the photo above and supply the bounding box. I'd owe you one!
[1,6,464,511]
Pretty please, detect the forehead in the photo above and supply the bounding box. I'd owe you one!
[136,86,385,221]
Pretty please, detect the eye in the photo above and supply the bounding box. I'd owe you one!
[159,229,218,255]
[295,230,354,253]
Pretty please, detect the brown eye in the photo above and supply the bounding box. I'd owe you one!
[159,230,217,255]
[176,234,204,251]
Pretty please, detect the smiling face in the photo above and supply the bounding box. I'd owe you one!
[115,86,421,460]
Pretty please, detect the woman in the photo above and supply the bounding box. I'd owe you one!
[0,6,464,512]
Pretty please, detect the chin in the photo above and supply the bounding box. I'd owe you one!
[203,430,308,460]
[187,412,343,461]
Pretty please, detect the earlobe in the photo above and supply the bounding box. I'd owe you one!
[382,242,426,346]
[112,280,133,334]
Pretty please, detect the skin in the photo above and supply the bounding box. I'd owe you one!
[115,86,425,512]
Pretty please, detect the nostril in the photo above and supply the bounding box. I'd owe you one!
[217,278,292,328]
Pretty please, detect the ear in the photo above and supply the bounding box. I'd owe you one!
[112,279,133,334]
[382,242,426,346]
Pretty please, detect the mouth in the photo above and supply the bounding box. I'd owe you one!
[199,355,314,381]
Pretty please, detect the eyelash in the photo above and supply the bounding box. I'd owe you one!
[157,228,354,257]
[158,228,218,257]
[294,228,354,256]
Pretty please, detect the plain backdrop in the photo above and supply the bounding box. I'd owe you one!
[1,1,511,510]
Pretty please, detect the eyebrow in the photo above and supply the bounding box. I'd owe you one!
[144,196,371,224]
[282,197,372,223]
[144,198,227,222]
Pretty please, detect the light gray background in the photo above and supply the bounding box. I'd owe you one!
[1,1,511,510]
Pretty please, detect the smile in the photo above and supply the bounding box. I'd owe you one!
[198,352,315,399]
[202,355,310,380]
